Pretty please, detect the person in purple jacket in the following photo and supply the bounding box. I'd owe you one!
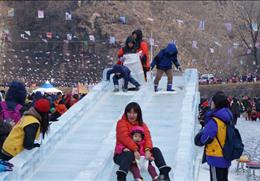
[195,93,233,181]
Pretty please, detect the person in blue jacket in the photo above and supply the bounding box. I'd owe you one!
[106,64,140,92]
[150,43,182,92]
[195,94,232,181]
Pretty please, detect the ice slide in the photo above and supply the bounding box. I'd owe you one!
[0,69,200,181]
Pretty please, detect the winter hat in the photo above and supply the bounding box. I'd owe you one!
[130,126,145,139]
[6,81,27,105]
[34,99,50,113]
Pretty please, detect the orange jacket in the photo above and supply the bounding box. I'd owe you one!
[136,41,150,68]
[54,97,62,107]
[55,104,67,115]
[116,48,124,65]
[115,115,153,153]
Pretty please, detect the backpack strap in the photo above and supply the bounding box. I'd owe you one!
[212,117,224,151]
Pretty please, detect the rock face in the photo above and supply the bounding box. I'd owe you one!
[0,1,258,85]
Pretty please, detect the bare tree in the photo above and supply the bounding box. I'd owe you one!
[231,1,260,72]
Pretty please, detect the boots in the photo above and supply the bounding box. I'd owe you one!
[154,84,158,92]
[158,166,171,181]
[113,85,119,92]
[116,170,126,181]
[166,84,175,92]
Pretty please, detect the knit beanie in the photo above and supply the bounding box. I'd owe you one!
[34,99,50,113]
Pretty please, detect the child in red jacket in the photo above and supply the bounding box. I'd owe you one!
[115,126,158,181]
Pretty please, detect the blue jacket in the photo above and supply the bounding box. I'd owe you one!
[5,81,27,106]
[200,108,233,168]
[106,65,131,81]
[151,43,180,70]
[106,65,132,89]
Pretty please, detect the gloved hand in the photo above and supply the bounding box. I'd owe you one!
[0,160,14,167]
[0,164,13,172]
[34,143,40,148]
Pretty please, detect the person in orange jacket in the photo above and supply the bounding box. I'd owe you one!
[132,29,150,81]
[50,99,67,122]
[114,102,171,181]
[117,36,137,65]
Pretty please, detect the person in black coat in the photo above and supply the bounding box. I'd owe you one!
[106,64,140,92]
[230,97,241,125]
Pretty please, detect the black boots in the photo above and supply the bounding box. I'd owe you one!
[158,166,171,181]
[116,170,126,181]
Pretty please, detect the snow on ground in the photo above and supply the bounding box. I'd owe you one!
[197,118,260,181]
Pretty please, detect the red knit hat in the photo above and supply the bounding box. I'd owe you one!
[34,99,50,113]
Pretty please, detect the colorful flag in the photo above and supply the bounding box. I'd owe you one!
[176,19,184,26]
[20,34,28,40]
[233,42,239,49]
[8,8,14,17]
[149,38,155,46]
[65,12,72,20]
[198,20,205,30]
[25,31,31,36]
[225,23,232,33]
[192,41,198,48]
[209,48,214,53]
[89,35,95,42]
[252,23,258,32]
[147,17,154,22]
[119,16,126,24]
[46,32,52,39]
[38,10,44,18]
[214,41,222,47]
[109,36,116,45]
[67,34,72,40]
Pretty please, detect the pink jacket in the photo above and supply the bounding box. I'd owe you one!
[115,140,145,155]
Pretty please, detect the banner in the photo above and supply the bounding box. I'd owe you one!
[214,41,222,47]
[8,8,14,17]
[119,16,126,24]
[89,35,95,42]
[109,36,116,45]
[77,83,88,94]
[198,20,205,30]
[176,19,184,26]
[67,33,72,40]
[46,32,53,39]
[38,10,44,18]
[65,12,72,20]
[192,40,198,48]
[225,23,232,33]
[25,31,31,36]
[252,23,258,32]
[149,38,155,46]
[20,34,28,40]
[233,42,239,49]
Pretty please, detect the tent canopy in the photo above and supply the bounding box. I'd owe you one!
[33,81,62,94]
